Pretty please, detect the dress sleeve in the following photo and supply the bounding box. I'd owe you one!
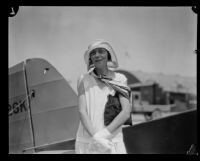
[77,74,85,96]
[115,73,131,99]
[118,73,128,86]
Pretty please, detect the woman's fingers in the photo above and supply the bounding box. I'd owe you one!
[94,137,112,149]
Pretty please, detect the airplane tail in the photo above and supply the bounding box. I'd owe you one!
[9,58,80,154]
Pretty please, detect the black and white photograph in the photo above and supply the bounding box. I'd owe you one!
[8,6,197,154]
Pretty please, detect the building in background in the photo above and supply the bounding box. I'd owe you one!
[115,69,196,124]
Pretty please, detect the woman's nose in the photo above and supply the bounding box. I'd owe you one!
[94,51,101,57]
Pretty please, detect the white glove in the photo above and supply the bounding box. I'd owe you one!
[93,128,113,150]
[92,137,113,150]
[93,128,112,139]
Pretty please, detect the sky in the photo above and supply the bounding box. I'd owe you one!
[8,7,197,93]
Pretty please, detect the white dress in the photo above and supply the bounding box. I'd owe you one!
[75,71,128,154]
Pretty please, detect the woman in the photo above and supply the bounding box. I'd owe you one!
[75,40,132,154]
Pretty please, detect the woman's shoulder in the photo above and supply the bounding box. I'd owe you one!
[114,72,127,83]
[77,73,92,92]
[77,73,93,84]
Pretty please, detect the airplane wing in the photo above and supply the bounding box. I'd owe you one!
[123,109,197,154]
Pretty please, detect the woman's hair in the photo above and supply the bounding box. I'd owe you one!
[107,51,112,61]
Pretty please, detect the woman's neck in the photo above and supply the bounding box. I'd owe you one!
[95,67,109,77]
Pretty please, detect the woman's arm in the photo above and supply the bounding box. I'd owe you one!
[106,95,132,134]
[77,76,96,137]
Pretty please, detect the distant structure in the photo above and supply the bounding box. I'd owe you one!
[115,69,196,114]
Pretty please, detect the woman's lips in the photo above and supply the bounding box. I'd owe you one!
[95,59,103,62]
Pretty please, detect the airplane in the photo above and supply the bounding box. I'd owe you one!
[9,58,197,154]
[9,58,79,154]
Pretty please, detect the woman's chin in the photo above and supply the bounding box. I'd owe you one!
[94,62,106,69]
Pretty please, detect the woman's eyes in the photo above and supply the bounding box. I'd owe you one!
[90,49,106,56]
[90,52,96,57]
[99,49,106,53]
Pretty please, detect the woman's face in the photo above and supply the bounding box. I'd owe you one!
[90,48,109,69]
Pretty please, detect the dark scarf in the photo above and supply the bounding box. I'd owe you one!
[90,68,131,100]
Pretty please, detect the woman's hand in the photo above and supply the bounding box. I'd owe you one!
[93,130,113,150]
[93,128,112,139]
